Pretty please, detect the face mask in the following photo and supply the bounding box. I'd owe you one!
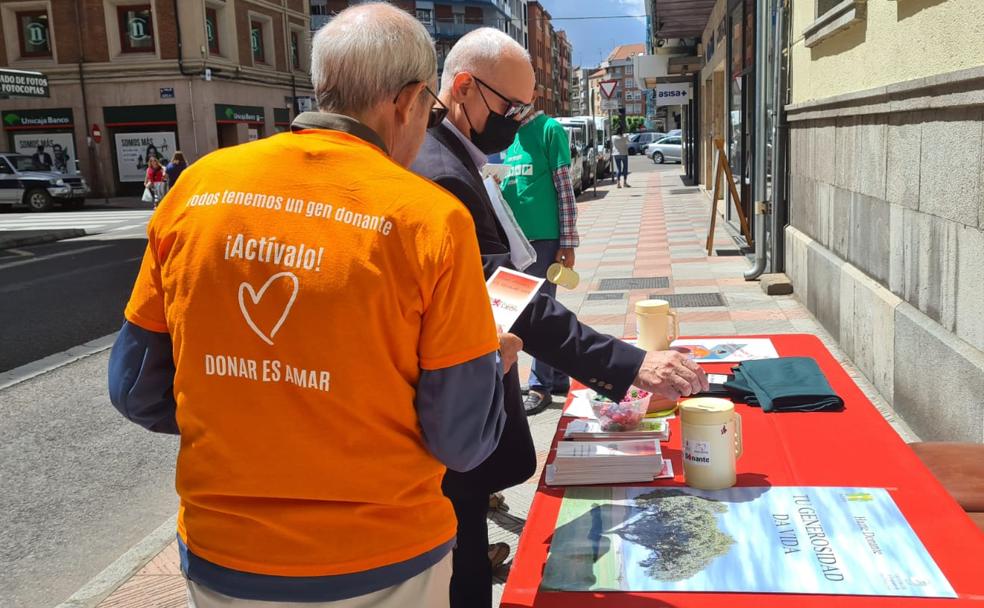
[463,104,521,155]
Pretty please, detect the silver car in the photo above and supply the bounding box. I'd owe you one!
[645,136,684,164]
[0,153,89,211]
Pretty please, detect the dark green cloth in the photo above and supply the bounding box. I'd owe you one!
[724,357,844,412]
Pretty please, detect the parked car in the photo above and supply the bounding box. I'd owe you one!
[558,116,597,189]
[667,129,682,137]
[0,153,89,212]
[645,136,684,164]
[563,127,585,195]
[627,132,665,155]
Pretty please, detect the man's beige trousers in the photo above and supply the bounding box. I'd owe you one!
[186,553,451,608]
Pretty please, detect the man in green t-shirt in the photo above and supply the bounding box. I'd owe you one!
[500,112,580,414]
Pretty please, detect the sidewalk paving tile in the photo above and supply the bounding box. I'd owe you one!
[100,167,912,608]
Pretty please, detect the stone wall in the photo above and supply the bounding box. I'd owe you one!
[785,68,984,443]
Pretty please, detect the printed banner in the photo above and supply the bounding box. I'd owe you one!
[543,486,955,598]
[12,132,78,174]
[114,131,176,182]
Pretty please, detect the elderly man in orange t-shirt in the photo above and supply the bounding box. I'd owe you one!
[108,3,518,606]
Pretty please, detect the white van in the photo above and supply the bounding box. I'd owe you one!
[557,116,597,190]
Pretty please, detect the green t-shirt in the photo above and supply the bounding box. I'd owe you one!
[500,114,572,241]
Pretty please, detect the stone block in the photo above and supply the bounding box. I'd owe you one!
[841,264,901,403]
[919,107,983,227]
[790,126,807,177]
[886,114,921,210]
[785,226,811,306]
[813,122,837,185]
[889,203,905,296]
[894,302,984,442]
[889,207,958,331]
[807,240,844,338]
[759,273,794,295]
[790,175,817,239]
[857,119,887,201]
[956,224,984,353]
[830,186,852,260]
[816,180,834,247]
[834,116,859,193]
[849,193,891,286]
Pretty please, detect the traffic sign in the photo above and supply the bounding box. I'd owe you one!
[599,80,618,99]
[600,98,621,111]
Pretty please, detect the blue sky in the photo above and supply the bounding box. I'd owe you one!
[538,0,647,68]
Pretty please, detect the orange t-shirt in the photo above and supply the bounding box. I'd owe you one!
[124,129,499,577]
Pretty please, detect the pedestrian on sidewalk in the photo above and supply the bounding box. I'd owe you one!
[108,4,511,607]
[499,105,579,414]
[611,123,630,188]
[412,28,709,608]
[143,157,166,209]
[165,151,188,189]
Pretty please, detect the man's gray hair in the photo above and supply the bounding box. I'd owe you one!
[440,27,531,93]
[311,2,437,115]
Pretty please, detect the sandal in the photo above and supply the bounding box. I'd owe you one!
[488,492,509,512]
[488,542,510,569]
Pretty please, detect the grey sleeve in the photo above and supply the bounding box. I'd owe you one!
[415,351,505,472]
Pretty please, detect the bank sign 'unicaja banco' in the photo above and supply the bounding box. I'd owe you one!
[0,69,50,99]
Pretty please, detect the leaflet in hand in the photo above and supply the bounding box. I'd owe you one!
[486,267,544,331]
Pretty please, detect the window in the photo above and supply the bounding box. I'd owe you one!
[118,4,154,53]
[205,7,220,54]
[290,30,301,70]
[250,20,265,63]
[416,8,432,24]
[817,0,839,16]
[464,7,482,24]
[435,4,453,22]
[17,10,51,58]
[805,0,866,47]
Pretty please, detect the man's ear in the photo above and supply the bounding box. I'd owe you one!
[451,72,474,103]
[393,81,426,127]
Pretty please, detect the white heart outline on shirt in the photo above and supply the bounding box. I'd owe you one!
[238,271,299,345]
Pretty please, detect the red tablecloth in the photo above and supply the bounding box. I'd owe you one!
[501,334,984,607]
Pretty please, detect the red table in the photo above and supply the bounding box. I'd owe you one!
[501,335,984,607]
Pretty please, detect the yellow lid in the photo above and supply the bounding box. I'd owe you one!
[635,299,670,315]
[680,397,735,424]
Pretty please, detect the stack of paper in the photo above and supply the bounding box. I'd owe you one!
[545,440,664,486]
[563,418,670,442]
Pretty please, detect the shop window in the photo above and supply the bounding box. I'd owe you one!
[805,0,867,47]
[17,10,51,58]
[205,7,220,54]
[118,4,155,53]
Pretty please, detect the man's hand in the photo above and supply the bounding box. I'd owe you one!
[633,350,709,400]
[556,247,576,269]
[498,330,523,373]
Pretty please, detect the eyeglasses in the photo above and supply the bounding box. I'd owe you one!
[395,82,449,129]
[471,76,535,122]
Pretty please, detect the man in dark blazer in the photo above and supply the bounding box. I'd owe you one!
[411,28,708,608]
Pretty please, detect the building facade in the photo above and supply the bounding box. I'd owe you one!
[311,1,529,81]
[571,66,593,116]
[643,0,984,443]
[784,0,984,443]
[526,1,570,116]
[0,0,314,197]
[598,43,646,121]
